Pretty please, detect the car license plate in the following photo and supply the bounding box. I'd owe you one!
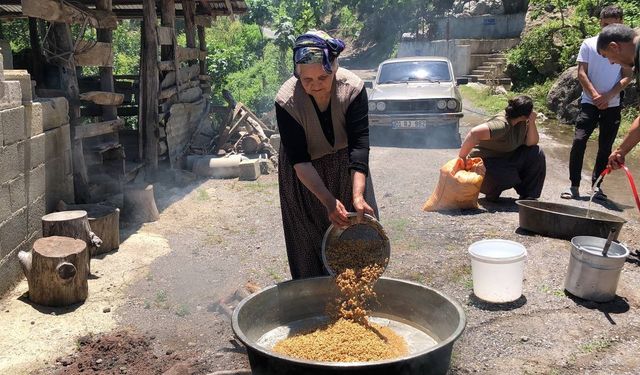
[392,120,428,129]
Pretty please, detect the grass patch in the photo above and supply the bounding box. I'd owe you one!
[459,86,508,115]
[385,218,409,236]
[451,264,472,287]
[267,268,283,283]
[144,300,151,309]
[580,338,612,353]
[539,284,564,298]
[175,304,190,317]
[196,188,210,201]
[155,290,168,303]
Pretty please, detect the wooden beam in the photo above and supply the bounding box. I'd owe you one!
[198,25,207,76]
[224,0,235,20]
[79,91,124,106]
[157,26,173,45]
[195,15,212,28]
[22,0,117,29]
[158,60,176,71]
[96,0,118,123]
[74,41,113,67]
[176,47,200,61]
[74,118,125,140]
[142,0,159,173]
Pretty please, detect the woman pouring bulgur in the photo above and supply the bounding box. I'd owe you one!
[275,30,378,279]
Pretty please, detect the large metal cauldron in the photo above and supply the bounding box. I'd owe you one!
[516,200,626,240]
[232,277,465,375]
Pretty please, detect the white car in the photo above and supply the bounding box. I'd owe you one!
[367,56,467,146]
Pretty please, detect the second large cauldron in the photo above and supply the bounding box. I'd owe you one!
[516,200,626,240]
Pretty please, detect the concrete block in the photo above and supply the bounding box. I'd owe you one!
[29,133,45,169]
[0,142,25,183]
[1,105,26,146]
[239,159,261,181]
[28,195,45,235]
[4,70,32,102]
[59,123,71,151]
[0,182,9,223]
[0,40,12,69]
[0,81,22,111]
[63,149,72,176]
[44,127,62,161]
[28,164,45,205]
[0,247,24,296]
[0,208,27,256]
[24,98,69,136]
[8,174,25,213]
[0,51,3,81]
[269,134,281,153]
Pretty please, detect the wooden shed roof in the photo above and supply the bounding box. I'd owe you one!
[0,0,248,19]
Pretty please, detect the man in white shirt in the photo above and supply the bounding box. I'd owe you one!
[561,5,633,201]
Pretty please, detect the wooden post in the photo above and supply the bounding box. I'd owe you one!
[19,236,90,307]
[142,0,159,175]
[183,0,196,52]
[50,23,90,203]
[197,25,207,76]
[28,18,44,85]
[160,0,175,62]
[96,0,117,122]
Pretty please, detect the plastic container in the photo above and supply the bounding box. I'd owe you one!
[468,239,527,303]
[565,236,629,302]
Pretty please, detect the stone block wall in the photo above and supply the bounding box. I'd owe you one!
[0,53,73,296]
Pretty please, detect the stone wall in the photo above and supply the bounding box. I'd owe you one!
[430,13,526,40]
[0,54,73,296]
[398,38,520,76]
[398,40,471,77]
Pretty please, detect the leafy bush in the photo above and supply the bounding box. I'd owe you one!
[507,18,597,91]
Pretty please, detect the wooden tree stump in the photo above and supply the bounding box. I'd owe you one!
[123,184,160,223]
[57,201,120,255]
[18,236,89,307]
[42,210,102,258]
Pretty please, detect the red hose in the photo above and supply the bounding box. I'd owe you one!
[601,164,640,214]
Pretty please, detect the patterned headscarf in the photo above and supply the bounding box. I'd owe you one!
[293,30,345,77]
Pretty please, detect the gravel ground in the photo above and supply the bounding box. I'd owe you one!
[2,105,639,375]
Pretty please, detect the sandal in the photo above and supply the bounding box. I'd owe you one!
[560,186,579,199]
[592,187,608,201]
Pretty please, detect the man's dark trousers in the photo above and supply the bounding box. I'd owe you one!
[569,103,622,187]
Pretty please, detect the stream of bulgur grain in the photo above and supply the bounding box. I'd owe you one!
[273,239,407,362]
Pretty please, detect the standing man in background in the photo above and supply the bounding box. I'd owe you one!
[561,5,632,201]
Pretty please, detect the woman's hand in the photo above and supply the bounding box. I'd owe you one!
[353,195,374,223]
[326,198,350,228]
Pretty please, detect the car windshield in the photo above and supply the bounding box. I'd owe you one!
[378,61,451,84]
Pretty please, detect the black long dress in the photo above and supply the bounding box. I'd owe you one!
[276,87,378,279]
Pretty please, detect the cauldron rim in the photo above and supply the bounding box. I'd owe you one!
[515,199,627,224]
[231,276,466,368]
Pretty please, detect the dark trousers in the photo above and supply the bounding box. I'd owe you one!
[481,145,546,199]
[569,103,621,187]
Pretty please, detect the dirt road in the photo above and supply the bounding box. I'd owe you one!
[2,108,640,375]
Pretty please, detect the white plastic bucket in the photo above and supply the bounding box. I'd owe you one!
[468,239,527,303]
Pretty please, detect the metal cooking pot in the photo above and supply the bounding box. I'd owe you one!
[232,277,466,375]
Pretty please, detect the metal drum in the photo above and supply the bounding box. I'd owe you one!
[232,277,466,375]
